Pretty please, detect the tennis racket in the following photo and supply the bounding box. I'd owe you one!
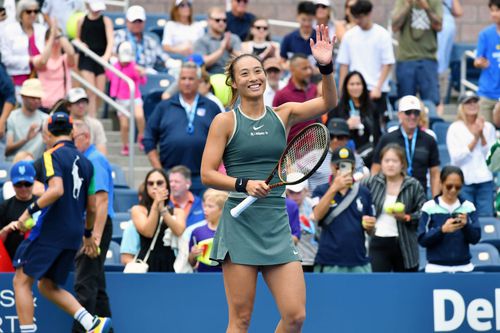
[230,123,330,218]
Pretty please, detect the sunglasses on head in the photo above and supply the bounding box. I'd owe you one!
[403,109,420,117]
[211,17,227,23]
[14,181,33,188]
[253,25,268,31]
[236,0,248,3]
[445,184,462,191]
[177,2,191,8]
[147,180,165,187]
[25,9,39,14]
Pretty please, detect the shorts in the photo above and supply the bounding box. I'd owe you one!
[13,239,77,285]
[116,98,143,117]
[78,54,105,76]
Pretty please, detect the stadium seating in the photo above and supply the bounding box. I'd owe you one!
[140,73,175,96]
[110,163,129,189]
[0,162,11,186]
[438,145,450,167]
[143,89,164,122]
[471,243,500,272]
[431,121,450,144]
[104,241,124,271]
[113,188,139,213]
[446,43,480,103]
[104,12,126,30]
[144,13,169,40]
[418,246,427,271]
[478,217,500,250]
[112,212,132,242]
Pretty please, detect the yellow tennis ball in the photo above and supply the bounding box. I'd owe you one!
[66,11,85,39]
[384,205,394,214]
[393,202,405,213]
[97,247,101,256]
[210,74,232,107]
[25,218,35,230]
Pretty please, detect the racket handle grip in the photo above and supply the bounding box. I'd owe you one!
[230,196,258,218]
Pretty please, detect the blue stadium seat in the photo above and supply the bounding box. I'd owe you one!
[104,241,124,271]
[104,12,126,30]
[145,13,169,39]
[431,121,450,145]
[113,188,139,213]
[438,145,450,167]
[418,246,427,271]
[110,163,128,188]
[471,243,500,272]
[143,89,164,122]
[478,217,500,250]
[140,73,175,96]
[446,43,480,103]
[385,119,400,132]
[0,162,11,186]
[112,212,131,242]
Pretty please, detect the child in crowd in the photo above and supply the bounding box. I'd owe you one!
[188,189,228,272]
[106,41,147,156]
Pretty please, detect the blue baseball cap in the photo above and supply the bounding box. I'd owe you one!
[48,112,73,134]
[184,54,204,67]
[10,161,35,185]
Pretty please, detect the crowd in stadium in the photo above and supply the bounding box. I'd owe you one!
[0,0,499,277]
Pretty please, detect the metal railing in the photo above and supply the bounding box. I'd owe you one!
[460,49,478,95]
[71,40,136,184]
[104,0,129,12]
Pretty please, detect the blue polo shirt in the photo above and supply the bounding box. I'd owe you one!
[29,141,95,250]
[143,93,221,175]
[476,25,500,100]
[84,144,114,219]
[280,29,316,60]
[0,63,15,112]
[313,183,374,267]
[226,11,255,42]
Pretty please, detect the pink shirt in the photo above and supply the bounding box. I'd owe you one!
[37,54,71,108]
[12,34,40,86]
[106,61,146,100]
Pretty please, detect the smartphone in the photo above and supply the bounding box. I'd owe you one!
[451,213,461,224]
[338,161,352,175]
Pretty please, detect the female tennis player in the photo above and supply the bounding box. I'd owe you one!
[201,25,337,333]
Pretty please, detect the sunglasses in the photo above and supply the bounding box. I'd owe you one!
[330,135,349,140]
[14,182,33,188]
[236,0,248,3]
[253,25,268,31]
[403,109,420,117]
[177,2,191,8]
[211,17,227,23]
[445,184,462,191]
[147,180,165,187]
[25,9,39,15]
[316,4,329,9]
[131,19,144,23]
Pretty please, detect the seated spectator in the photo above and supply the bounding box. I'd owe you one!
[263,57,285,106]
[188,189,227,272]
[75,0,113,117]
[0,160,38,264]
[162,0,204,58]
[114,5,168,73]
[143,61,221,194]
[37,28,76,111]
[280,1,317,70]
[199,69,225,113]
[418,166,481,273]
[241,18,280,61]
[273,53,319,142]
[106,41,147,156]
[6,79,49,161]
[3,151,44,200]
[362,144,426,272]
[447,91,495,217]
[131,168,186,272]
[41,0,85,36]
[120,183,143,265]
[372,95,440,196]
[329,71,381,167]
[473,0,500,123]
[169,165,205,226]
[66,88,107,155]
[286,178,318,272]
[226,0,256,42]
[313,147,376,273]
[193,7,241,74]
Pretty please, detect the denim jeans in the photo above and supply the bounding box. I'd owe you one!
[396,59,440,105]
[461,181,494,217]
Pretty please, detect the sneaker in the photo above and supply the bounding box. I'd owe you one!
[87,317,112,333]
[121,144,129,156]
[138,135,144,151]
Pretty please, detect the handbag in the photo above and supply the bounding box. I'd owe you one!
[123,218,162,274]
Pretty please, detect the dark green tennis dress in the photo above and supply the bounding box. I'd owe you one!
[211,106,301,265]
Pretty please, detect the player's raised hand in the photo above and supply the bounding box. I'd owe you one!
[310,24,336,66]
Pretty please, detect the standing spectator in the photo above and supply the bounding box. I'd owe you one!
[314,0,344,41]
[391,0,442,105]
[106,41,146,156]
[418,166,481,273]
[66,88,107,155]
[6,79,49,161]
[162,0,204,57]
[0,161,37,263]
[41,0,84,35]
[313,147,376,273]
[72,120,114,333]
[226,0,255,42]
[447,91,495,216]
[12,111,111,333]
[337,0,395,121]
[362,144,426,272]
[193,7,241,75]
[263,57,285,106]
[273,53,318,142]
[336,0,357,41]
[188,189,227,272]
[169,165,204,226]
[0,60,16,161]
[75,0,113,117]
[131,168,186,272]
[473,0,500,122]
[113,5,168,73]
[280,1,317,69]
[371,95,440,197]
[241,18,280,61]
[143,61,221,194]
[329,71,380,166]
[37,28,76,111]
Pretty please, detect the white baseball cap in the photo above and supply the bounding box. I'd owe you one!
[314,0,331,6]
[286,172,308,193]
[67,87,88,104]
[126,5,146,22]
[118,41,134,63]
[398,95,421,112]
[87,0,106,12]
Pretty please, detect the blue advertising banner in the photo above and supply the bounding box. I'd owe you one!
[0,273,499,332]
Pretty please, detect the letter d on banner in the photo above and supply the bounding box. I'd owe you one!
[434,289,465,331]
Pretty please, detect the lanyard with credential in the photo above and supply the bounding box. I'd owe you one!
[179,94,199,135]
[400,127,418,176]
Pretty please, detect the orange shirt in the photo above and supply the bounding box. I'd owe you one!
[170,192,195,216]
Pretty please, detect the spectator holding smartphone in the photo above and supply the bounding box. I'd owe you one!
[418,166,481,273]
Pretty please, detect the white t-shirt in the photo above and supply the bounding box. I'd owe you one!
[41,0,85,35]
[162,21,205,48]
[375,194,399,237]
[337,24,395,92]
